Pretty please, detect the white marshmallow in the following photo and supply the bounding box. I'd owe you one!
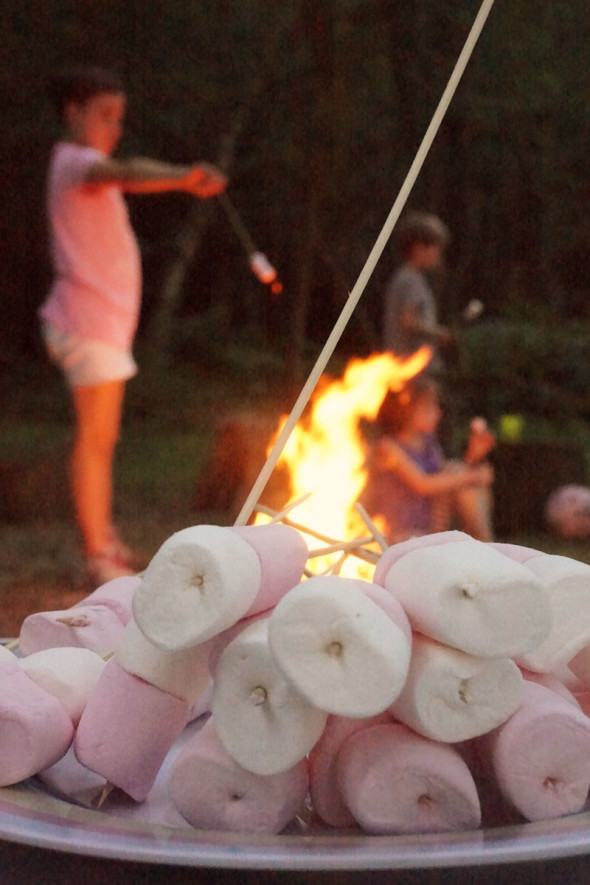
[211,619,327,776]
[19,647,106,725]
[267,576,412,717]
[390,634,523,742]
[115,618,211,705]
[516,554,590,673]
[132,524,262,651]
[382,540,551,658]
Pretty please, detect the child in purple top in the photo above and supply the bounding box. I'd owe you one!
[40,66,227,584]
[361,376,494,544]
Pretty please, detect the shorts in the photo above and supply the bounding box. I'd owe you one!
[41,324,137,388]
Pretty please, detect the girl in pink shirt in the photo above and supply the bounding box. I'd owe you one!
[40,66,227,584]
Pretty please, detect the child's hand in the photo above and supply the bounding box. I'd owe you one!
[186,163,227,198]
[464,417,496,465]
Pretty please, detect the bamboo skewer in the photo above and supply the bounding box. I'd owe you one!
[354,502,389,553]
[233,0,495,529]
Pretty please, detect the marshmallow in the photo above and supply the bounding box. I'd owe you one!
[488,542,544,564]
[516,554,590,673]
[0,664,74,786]
[169,718,309,833]
[381,539,551,658]
[373,531,471,587]
[309,713,392,827]
[267,576,412,717]
[132,525,262,651]
[19,647,106,725]
[230,523,308,615]
[77,575,141,625]
[74,658,191,801]
[19,605,125,657]
[115,618,211,705]
[210,619,327,776]
[483,680,590,821]
[389,634,523,742]
[337,723,481,834]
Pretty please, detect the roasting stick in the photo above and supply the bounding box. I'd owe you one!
[233,0,495,529]
[267,492,313,524]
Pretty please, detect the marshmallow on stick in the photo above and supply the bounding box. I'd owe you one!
[132,525,261,651]
[19,647,106,726]
[515,554,590,673]
[74,658,192,802]
[309,713,392,828]
[337,722,481,834]
[210,618,327,776]
[379,539,551,658]
[480,680,590,822]
[0,658,74,787]
[373,531,471,587]
[19,605,126,657]
[76,575,141,625]
[230,523,309,616]
[115,618,212,706]
[389,634,523,742]
[169,718,309,834]
[267,576,412,718]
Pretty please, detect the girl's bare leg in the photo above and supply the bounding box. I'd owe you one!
[454,485,494,541]
[71,380,126,557]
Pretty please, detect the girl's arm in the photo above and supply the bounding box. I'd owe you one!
[83,157,227,197]
[376,439,493,498]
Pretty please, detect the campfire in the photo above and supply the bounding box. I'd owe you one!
[254,346,432,579]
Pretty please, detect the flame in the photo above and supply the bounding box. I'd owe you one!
[256,346,431,577]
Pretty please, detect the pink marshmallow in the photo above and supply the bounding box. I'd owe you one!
[337,722,481,834]
[74,659,191,802]
[373,531,471,588]
[230,523,308,615]
[309,713,391,827]
[169,718,309,833]
[19,605,125,657]
[483,680,590,821]
[0,663,74,786]
[75,575,141,625]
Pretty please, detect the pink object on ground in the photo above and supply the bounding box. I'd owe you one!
[309,713,392,828]
[483,680,590,821]
[76,575,141,625]
[373,531,471,587]
[0,664,74,786]
[74,659,191,802]
[19,605,126,657]
[169,718,309,833]
[337,722,481,834]
[230,524,309,616]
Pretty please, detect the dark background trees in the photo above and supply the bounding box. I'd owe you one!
[3,0,590,404]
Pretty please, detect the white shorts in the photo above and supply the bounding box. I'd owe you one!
[42,324,137,388]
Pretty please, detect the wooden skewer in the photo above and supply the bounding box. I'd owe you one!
[4,638,19,652]
[268,492,313,524]
[354,502,389,552]
[95,782,115,809]
[307,536,375,558]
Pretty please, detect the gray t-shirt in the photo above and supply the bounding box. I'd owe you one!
[383,264,437,358]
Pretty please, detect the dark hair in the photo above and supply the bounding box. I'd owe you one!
[375,375,440,436]
[397,211,450,258]
[46,66,124,119]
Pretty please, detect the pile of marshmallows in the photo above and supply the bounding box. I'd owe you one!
[6,524,590,836]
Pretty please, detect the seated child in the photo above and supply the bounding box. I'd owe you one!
[361,376,495,544]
